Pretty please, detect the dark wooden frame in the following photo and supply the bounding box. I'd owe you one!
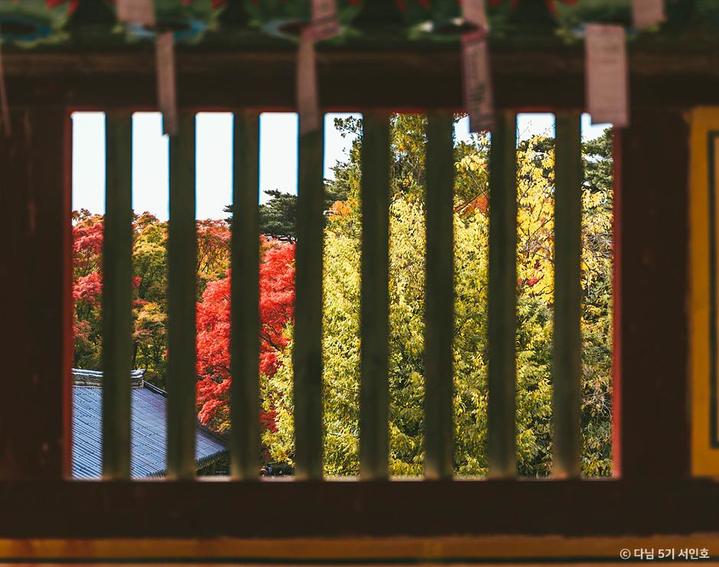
[1,44,718,110]
[0,42,699,542]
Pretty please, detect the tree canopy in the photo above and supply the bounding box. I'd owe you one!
[72,115,613,478]
[72,212,233,386]
[262,116,613,477]
[225,187,350,243]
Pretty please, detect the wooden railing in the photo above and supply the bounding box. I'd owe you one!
[98,108,586,482]
[0,44,702,560]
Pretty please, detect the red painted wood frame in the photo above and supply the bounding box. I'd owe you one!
[0,45,699,539]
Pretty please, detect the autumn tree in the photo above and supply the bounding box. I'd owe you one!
[256,190,298,242]
[262,115,613,477]
[72,210,104,369]
[197,219,232,291]
[73,212,233,387]
[72,117,613,478]
[195,239,296,434]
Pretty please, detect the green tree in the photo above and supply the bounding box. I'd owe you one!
[257,189,299,242]
[226,187,350,243]
[263,115,613,477]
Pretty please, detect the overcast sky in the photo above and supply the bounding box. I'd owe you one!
[72,112,608,220]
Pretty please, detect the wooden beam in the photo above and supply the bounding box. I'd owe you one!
[102,112,133,480]
[230,111,261,480]
[552,112,583,478]
[1,534,719,563]
[613,110,690,480]
[359,112,391,480]
[1,48,717,110]
[0,107,71,480]
[424,111,455,480]
[2,479,719,537]
[487,112,518,478]
[166,112,197,480]
[293,127,325,480]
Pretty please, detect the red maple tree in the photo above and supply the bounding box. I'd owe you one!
[196,240,295,433]
[72,210,295,435]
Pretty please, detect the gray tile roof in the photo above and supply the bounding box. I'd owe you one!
[71,369,227,479]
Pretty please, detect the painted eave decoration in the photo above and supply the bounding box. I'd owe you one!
[2,0,717,50]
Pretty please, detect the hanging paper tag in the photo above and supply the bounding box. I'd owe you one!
[0,40,11,137]
[585,24,628,127]
[313,0,337,22]
[297,27,320,135]
[155,32,178,136]
[462,30,494,132]
[632,0,665,30]
[298,0,335,133]
[116,0,155,26]
[312,0,340,41]
[461,0,488,31]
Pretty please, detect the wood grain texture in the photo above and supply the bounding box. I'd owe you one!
[613,110,690,480]
[424,112,455,480]
[166,112,197,480]
[102,112,133,480]
[0,107,71,480]
[0,479,719,537]
[359,112,391,480]
[487,112,518,478]
[1,534,719,562]
[552,112,583,478]
[230,112,261,480]
[293,128,325,480]
[0,47,716,109]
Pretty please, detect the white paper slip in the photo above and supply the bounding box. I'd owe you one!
[155,32,178,136]
[585,24,629,127]
[632,0,665,30]
[462,30,494,132]
[312,0,340,41]
[461,0,488,31]
[117,0,155,27]
[313,0,337,22]
[312,17,341,41]
[297,28,320,135]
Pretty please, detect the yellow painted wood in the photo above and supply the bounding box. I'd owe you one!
[0,535,717,561]
[689,107,719,477]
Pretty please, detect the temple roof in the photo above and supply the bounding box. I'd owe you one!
[71,369,227,479]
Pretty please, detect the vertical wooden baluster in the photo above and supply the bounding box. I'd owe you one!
[553,112,583,478]
[167,112,197,480]
[359,112,391,480]
[615,111,689,480]
[0,108,71,480]
[424,111,455,480]
[487,111,518,478]
[293,125,325,480]
[230,111,261,480]
[102,112,133,480]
